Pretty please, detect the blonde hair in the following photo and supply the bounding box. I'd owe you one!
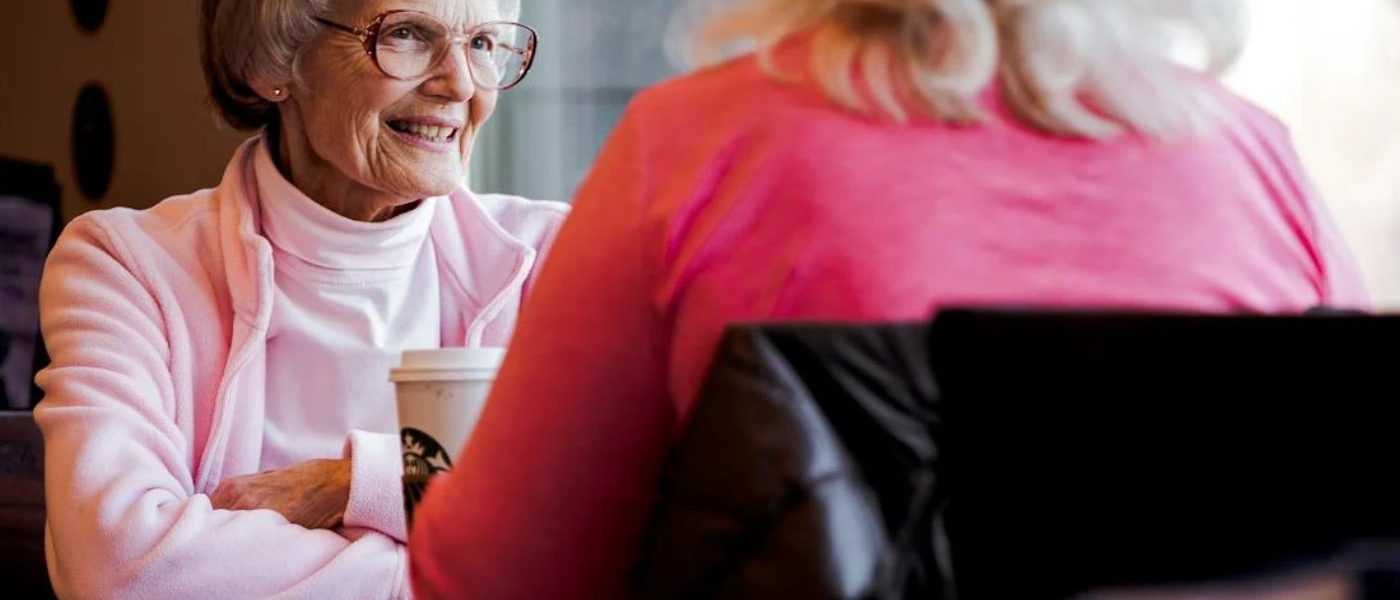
[200,0,525,131]
[683,0,1246,139]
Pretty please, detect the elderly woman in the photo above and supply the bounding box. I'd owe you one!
[34,0,561,598]
[407,0,1370,598]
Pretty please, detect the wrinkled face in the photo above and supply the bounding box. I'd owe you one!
[281,0,503,209]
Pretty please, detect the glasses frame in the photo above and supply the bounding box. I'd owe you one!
[314,10,538,90]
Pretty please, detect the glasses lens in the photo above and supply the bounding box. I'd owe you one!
[465,23,535,89]
[374,12,450,79]
[373,14,535,88]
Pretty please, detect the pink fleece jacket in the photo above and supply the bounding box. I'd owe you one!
[35,137,567,599]
[408,42,1370,599]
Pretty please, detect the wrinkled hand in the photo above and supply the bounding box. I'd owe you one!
[210,458,352,530]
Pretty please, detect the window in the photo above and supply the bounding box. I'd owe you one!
[470,0,686,202]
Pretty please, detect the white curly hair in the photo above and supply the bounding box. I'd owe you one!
[681,0,1246,139]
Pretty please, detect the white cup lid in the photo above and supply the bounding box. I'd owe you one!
[391,347,505,382]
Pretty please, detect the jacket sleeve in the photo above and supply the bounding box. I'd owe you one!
[342,430,408,542]
[35,216,412,600]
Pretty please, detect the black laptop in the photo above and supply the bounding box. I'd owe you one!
[926,308,1400,599]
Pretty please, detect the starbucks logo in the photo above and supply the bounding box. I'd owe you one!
[401,427,453,476]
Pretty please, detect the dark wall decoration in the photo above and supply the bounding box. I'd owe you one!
[69,0,109,33]
[71,83,114,201]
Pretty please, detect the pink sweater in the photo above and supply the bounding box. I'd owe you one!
[35,138,567,599]
[408,41,1370,600]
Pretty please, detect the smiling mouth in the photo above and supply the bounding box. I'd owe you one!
[388,120,460,143]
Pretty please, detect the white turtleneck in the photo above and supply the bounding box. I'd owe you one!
[254,144,442,470]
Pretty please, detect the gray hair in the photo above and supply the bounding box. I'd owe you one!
[200,0,525,131]
[684,0,1246,139]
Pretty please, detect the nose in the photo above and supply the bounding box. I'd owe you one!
[422,44,477,102]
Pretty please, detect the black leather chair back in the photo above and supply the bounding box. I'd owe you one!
[633,322,942,600]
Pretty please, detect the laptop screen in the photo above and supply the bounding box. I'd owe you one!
[927,308,1400,599]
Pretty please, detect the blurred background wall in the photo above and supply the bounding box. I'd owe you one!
[2,0,1399,307]
[0,0,246,219]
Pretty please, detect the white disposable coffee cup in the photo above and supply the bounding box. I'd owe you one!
[391,347,505,479]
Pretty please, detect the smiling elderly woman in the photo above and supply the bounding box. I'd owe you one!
[33,0,562,598]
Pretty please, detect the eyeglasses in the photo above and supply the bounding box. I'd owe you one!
[315,10,537,90]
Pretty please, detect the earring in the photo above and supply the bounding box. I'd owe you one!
[271,86,284,98]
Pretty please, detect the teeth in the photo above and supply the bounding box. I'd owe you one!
[395,121,456,142]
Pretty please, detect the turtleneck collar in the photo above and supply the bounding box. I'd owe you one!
[253,138,437,271]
